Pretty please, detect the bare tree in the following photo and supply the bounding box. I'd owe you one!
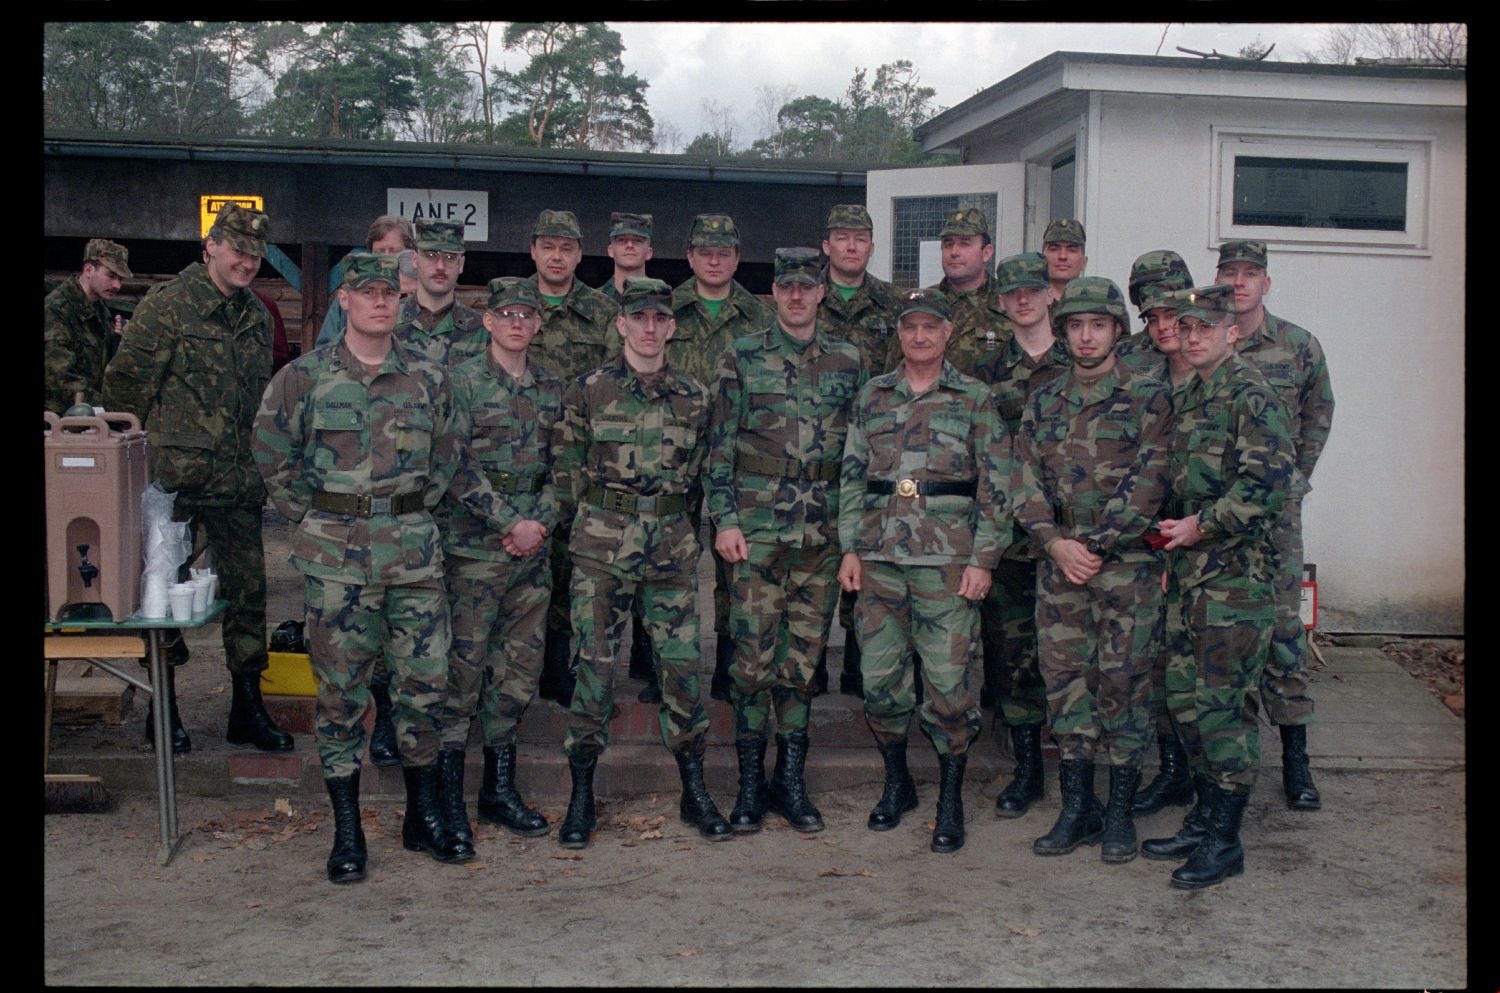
[652,118,684,153]
[1303,23,1466,66]
[752,82,796,156]
[698,98,737,156]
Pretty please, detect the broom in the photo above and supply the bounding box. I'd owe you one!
[44,657,112,813]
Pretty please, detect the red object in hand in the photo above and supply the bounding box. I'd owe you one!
[1143,530,1171,551]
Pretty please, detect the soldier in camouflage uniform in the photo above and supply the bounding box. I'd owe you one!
[925,207,1012,376]
[253,252,503,881]
[597,211,654,303]
[706,247,866,834]
[1041,218,1088,304]
[971,253,1072,818]
[397,218,486,367]
[551,277,732,849]
[668,213,775,703]
[1115,252,1202,819]
[524,209,622,709]
[1216,240,1335,812]
[837,287,1012,854]
[103,204,293,756]
[816,204,903,698]
[434,277,563,846]
[1013,277,1174,863]
[1142,284,1296,889]
[45,238,131,414]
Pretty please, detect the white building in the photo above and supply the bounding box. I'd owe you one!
[866,52,1465,634]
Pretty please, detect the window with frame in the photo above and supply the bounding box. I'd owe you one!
[890,193,997,290]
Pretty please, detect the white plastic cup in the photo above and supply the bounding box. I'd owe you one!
[168,584,196,622]
[140,576,170,619]
[205,573,219,603]
[191,577,212,614]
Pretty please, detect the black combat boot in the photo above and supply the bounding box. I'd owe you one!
[868,739,919,830]
[675,746,733,841]
[931,752,968,853]
[477,744,549,836]
[1280,724,1322,810]
[1142,774,1214,861]
[401,763,473,863]
[226,671,294,751]
[1100,765,1142,864]
[710,638,734,703]
[1132,733,1192,815]
[367,673,400,766]
[1170,784,1248,889]
[144,663,191,755]
[768,731,824,832]
[324,771,367,884]
[436,749,476,853]
[812,647,830,697]
[537,630,576,706]
[1032,759,1105,855]
[558,750,599,849]
[729,737,769,833]
[994,724,1044,817]
[839,639,863,697]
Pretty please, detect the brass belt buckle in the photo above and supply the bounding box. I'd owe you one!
[896,478,919,498]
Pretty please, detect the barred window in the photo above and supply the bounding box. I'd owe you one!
[890,193,997,290]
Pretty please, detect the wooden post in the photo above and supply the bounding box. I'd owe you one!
[301,241,329,355]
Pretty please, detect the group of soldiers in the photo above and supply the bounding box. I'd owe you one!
[43,195,1331,892]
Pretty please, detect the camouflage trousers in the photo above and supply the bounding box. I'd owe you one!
[172,500,268,676]
[980,556,1048,728]
[439,552,551,750]
[304,575,450,779]
[858,560,983,757]
[545,527,574,638]
[728,541,841,739]
[564,557,710,757]
[1263,498,1314,726]
[691,499,733,640]
[1163,577,1273,794]
[1035,551,1162,767]
[1143,597,1175,737]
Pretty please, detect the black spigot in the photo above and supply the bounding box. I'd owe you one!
[76,544,99,588]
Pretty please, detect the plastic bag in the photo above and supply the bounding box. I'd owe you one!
[139,482,189,618]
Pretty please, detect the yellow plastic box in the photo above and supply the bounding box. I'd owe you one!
[261,651,317,697]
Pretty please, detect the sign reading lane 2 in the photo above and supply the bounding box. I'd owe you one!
[388,189,489,242]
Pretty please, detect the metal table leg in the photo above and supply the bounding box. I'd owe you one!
[147,630,184,865]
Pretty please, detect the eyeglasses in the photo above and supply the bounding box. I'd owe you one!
[419,250,462,264]
[494,309,538,323]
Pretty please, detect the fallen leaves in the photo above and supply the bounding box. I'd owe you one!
[668,948,698,958]
[817,868,876,878]
[1004,921,1041,937]
[552,853,583,862]
[639,829,664,840]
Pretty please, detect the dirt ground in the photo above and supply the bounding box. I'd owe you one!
[1367,635,1466,718]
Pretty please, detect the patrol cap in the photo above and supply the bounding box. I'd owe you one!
[1128,250,1194,307]
[1051,277,1130,333]
[773,247,823,286]
[825,204,873,231]
[994,252,1049,294]
[1176,284,1236,324]
[897,287,951,322]
[1217,239,1268,270]
[342,251,400,290]
[486,276,542,312]
[1137,284,1189,315]
[209,203,270,257]
[83,239,133,279]
[939,207,989,239]
[415,219,465,254]
[608,212,652,240]
[689,213,739,248]
[1042,218,1086,246]
[619,277,674,315]
[533,209,583,240]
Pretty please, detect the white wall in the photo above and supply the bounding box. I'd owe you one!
[964,89,1466,633]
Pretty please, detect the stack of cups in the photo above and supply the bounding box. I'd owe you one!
[140,574,171,619]
[191,576,213,615]
[168,583,197,622]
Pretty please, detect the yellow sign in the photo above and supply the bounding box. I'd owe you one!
[199,195,265,238]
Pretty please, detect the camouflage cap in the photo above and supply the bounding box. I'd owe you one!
[341,251,400,290]
[1042,218,1086,246]
[1127,250,1194,307]
[83,238,133,279]
[486,276,542,312]
[689,213,739,248]
[939,207,989,239]
[1137,283,1190,315]
[825,203,873,231]
[210,203,270,257]
[415,219,465,253]
[1051,277,1130,333]
[620,276,674,315]
[1217,239,1268,270]
[994,252,1049,294]
[1176,284,1237,324]
[897,287,952,322]
[533,209,583,241]
[609,212,652,240]
[773,247,823,286]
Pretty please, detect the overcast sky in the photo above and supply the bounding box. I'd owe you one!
[490,22,1339,149]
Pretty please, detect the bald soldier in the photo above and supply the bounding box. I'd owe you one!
[44,238,132,414]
